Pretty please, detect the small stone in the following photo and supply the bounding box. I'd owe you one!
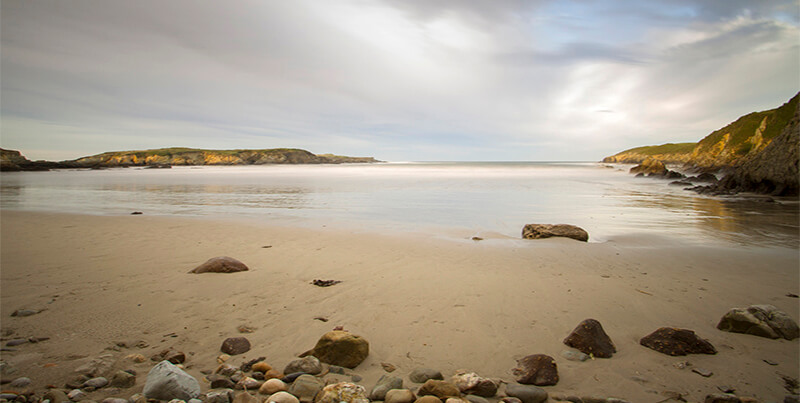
[240,357,267,372]
[287,375,323,403]
[217,354,231,364]
[369,375,404,401]
[385,389,416,403]
[560,350,589,362]
[101,399,128,403]
[283,356,322,375]
[205,390,234,403]
[500,398,522,403]
[693,368,713,377]
[11,309,39,317]
[464,395,489,403]
[281,373,304,383]
[717,305,799,340]
[189,399,204,403]
[220,337,251,355]
[415,397,443,403]
[266,392,299,403]
[328,366,346,375]
[504,384,548,403]
[673,361,690,369]
[512,354,559,386]
[263,369,284,380]
[409,368,444,383]
[6,340,27,347]
[314,382,368,403]
[252,362,272,373]
[129,393,147,403]
[67,390,87,402]
[163,349,186,364]
[232,392,258,403]
[217,364,238,376]
[418,380,461,400]
[126,354,147,363]
[704,394,741,403]
[237,325,256,334]
[84,377,109,389]
[0,393,18,401]
[110,370,135,388]
[230,370,245,383]
[259,379,288,395]
[451,371,498,397]
[717,386,736,393]
[381,362,397,372]
[235,377,264,391]
[351,375,362,383]
[43,390,68,403]
[522,224,588,242]
[764,359,779,366]
[210,375,236,390]
[252,372,265,381]
[9,377,31,388]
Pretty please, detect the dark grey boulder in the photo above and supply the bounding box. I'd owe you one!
[143,360,201,401]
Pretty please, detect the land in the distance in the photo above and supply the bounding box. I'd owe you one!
[0,147,380,171]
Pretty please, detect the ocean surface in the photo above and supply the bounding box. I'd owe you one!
[1,162,798,247]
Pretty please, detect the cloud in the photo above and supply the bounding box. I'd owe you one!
[1,0,797,161]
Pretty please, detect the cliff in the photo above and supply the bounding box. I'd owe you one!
[603,92,799,170]
[0,147,380,171]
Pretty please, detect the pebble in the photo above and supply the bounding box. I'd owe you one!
[126,354,146,363]
[385,390,416,403]
[235,377,263,391]
[205,390,234,403]
[43,390,68,403]
[84,377,109,389]
[251,362,272,373]
[101,399,128,403]
[692,368,713,377]
[505,384,548,403]
[259,379,288,395]
[67,389,87,402]
[11,309,39,317]
[409,368,444,383]
[220,337,251,355]
[217,354,231,364]
[6,340,28,347]
[560,350,589,362]
[351,375,362,383]
[110,370,136,388]
[266,392,299,403]
[0,394,18,401]
[9,377,31,388]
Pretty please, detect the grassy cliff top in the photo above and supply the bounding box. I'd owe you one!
[613,142,696,156]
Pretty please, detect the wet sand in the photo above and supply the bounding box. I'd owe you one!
[1,210,798,402]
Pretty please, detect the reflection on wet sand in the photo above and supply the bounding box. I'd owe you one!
[617,189,799,248]
[101,183,311,210]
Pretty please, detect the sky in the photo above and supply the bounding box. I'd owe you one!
[1,0,798,162]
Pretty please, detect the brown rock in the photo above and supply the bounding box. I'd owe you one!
[189,256,249,274]
[512,354,559,386]
[563,319,616,358]
[415,397,444,403]
[300,331,369,369]
[639,327,717,356]
[252,362,272,373]
[521,224,588,242]
[221,337,251,355]
[629,158,667,176]
[418,380,461,400]
[263,369,284,380]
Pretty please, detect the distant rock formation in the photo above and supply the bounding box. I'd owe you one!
[604,92,800,196]
[0,147,380,171]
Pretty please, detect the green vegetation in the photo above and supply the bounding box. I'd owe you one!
[615,142,696,156]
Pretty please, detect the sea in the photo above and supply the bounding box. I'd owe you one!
[1,162,798,248]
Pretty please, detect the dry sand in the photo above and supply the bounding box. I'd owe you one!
[1,210,798,402]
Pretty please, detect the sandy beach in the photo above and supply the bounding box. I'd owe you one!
[1,210,797,402]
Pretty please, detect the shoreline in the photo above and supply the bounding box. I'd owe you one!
[1,210,798,402]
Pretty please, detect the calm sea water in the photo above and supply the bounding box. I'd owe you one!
[1,162,798,247]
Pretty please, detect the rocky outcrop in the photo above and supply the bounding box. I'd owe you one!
[629,158,667,176]
[522,224,589,242]
[717,304,799,340]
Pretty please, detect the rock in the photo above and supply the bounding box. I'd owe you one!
[300,331,369,369]
[235,377,264,391]
[9,377,31,387]
[6,339,27,347]
[130,393,147,403]
[369,375,404,400]
[264,369,284,380]
[504,384,548,403]
[688,173,718,183]
[109,370,135,388]
[232,392,258,403]
[385,389,416,403]
[205,389,235,403]
[163,349,187,364]
[501,398,522,403]
[512,354,559,386]
[240,357,267,372]
[785,395,800,403]
[283,356,322,375]
[451,372,497,397]
[281,372,304,383]
[381,362,397,372]
[210,374,237,389]
[522,224,588,242]
[126,354,147,363]
[664,170,685,179]
[11,309,39,317]
[415,396,445,403]
[252,362,272,373]
[101,399,128,403]
[217,364,238,376]
[670,181,693,186]
[464,395,489,403]
[230,370,245,382]
[43,390,69,403]
[84,377,109,389]
[704,394,741,403]
[189,257,249,274]
[693,368,713,377]
[351,374,363,382]
[315,382,368,403]
[221,337,251,355]
[266,392,300,403]
[630,158,667,176]
[287,374,323,403]
[311,279,342,287]
[560,350,589,362]
[74,354,116,377]
[0,393,18,401]
[639,327,717,356]
[717,304,799,340]
[259,379,288,395]
[563,319,616,358]
[418,380,461,400]
[67,389,88,401]
[409,368,444,383]
[143,360,201,401]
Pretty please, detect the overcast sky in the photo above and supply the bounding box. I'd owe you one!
[1,0,798,161]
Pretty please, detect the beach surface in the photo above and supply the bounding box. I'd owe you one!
[1,210,798,402]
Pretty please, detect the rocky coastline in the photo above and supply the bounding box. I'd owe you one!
[0,148,380,172]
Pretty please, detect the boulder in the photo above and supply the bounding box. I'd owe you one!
[630,158,667,176]
[314,382,369,403]
[283,356,322,375]
[409,368,444,383]
[521,224,588,242]
[221,337,251,355]
[369,375,403,401]
[143,360,201,401]
[287,374,323,403]
[189,257,249,274]
[717,305,799,340]
[266,392,300,403]
[418,380,461,400]
[385,389,416,403]
[300,331,369,369]
[504,384,548,403]
[451,371,498,397]
[563,319,616,358]
[639,327,717,356]
[512,354,558,386]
